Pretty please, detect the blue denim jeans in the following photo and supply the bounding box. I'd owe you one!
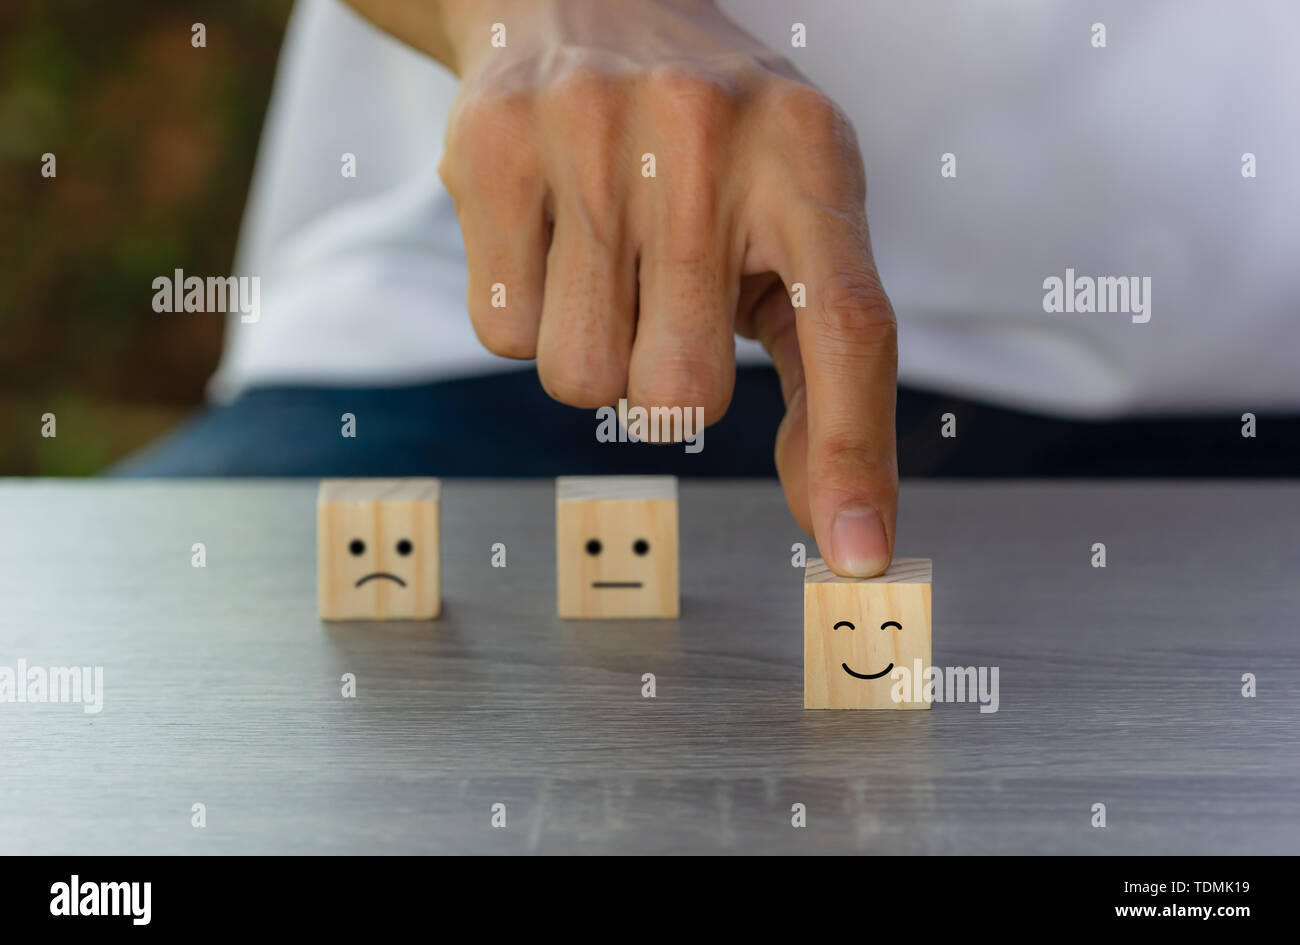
[114,366,1298,478]
[114,367,785,477]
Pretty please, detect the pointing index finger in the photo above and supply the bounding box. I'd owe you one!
[779,203,898,578]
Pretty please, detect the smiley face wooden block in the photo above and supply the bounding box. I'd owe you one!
[804,557,932,709]
[317,479,441,620]
[556,476,679,619]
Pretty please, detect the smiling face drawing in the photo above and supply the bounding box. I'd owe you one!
[317,479,441,620]
[556,477,679,619]
[837,620,903,679]
[804,557,932,709]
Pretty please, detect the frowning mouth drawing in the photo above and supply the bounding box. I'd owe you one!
[355,572,407,588]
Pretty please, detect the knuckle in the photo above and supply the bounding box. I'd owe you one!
[645,68,738,221]
[542,70,627,238]
[545,65,626,132]
[769,83,849,141]
[817,434,895,487]
[645,66,737,178]
[447,90,530,150]
[655,172,721,261]
[538,341,627,408]
[816,273,897,347]
[565,151,623,241]
[632,352,733,421]
[444,91,538,191]
[469,312,537,360]
[766,83,864,194]
[646,64,737,124]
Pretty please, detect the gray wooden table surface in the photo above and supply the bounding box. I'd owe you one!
[1,479,1297,855]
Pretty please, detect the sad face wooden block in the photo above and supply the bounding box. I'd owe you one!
[804,557,932,709]
[556,476,678,619]
[317,479,441,620]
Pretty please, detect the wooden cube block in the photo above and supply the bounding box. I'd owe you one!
[556,476,678,619]
[317,479,441,620]
[804,557,932,709]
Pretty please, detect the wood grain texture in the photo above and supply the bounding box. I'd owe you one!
[318,478,441,620]
[804,557,932,709]
[806,556,932,584]
[318,479,442,504]
[556,485,678,619]
[1,480,1298,854]
[557,476,677,501]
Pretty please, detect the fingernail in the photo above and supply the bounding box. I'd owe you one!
[830,506,890,577]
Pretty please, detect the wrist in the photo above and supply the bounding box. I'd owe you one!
[341,0,508,75]
[435,0,507,74]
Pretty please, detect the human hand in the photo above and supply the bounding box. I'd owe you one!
[362,0,899,576]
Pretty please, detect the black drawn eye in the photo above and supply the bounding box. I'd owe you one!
[586,539,602,556]
[396,539,413,556]
[633,539,650,555]
[349,539,365,556]
[833,620,855,631]
[881,621,902,631]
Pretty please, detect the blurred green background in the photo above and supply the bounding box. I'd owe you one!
[0,0,292,474]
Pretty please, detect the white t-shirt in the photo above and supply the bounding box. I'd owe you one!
[209,0,1300,417]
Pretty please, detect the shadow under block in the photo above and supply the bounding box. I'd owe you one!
[556,476,679,619]
[317,478,441,620]
[804,557,932,709]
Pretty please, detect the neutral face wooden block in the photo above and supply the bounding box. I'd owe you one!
[804,557,932,709]
[317,479,441,620]
[556,476,678,619]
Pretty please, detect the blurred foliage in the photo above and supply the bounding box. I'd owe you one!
[0,0,292,474]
